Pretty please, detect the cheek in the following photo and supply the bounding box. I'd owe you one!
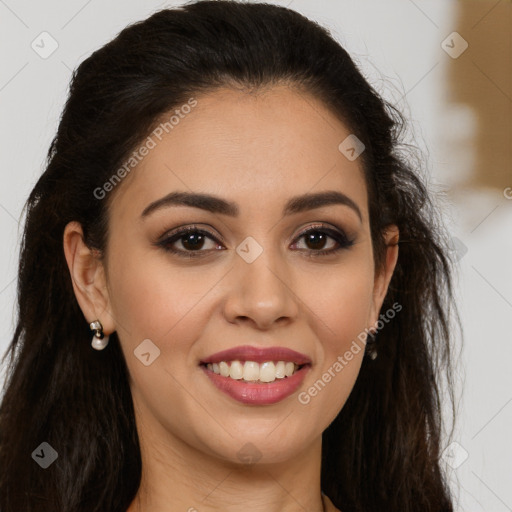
[106,247,222,350]
[107,251,219,410]
[302,262,375,343]
[294,264,373,414]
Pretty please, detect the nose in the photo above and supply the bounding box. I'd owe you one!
[223,247,299,330]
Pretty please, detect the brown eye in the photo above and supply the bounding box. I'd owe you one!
[301,230,334,251]
[291,225,354,257]
[158,226,223,258]
[180,231,207,251]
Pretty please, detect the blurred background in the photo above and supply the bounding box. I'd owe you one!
[0,0,511,509]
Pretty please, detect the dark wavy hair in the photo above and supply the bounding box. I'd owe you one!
[0,1,460,511]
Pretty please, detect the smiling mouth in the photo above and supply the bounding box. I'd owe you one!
[200,360,310,383]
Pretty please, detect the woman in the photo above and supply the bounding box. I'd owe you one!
[0,1,459,511]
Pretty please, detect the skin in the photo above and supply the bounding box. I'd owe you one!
[64,84,399,512]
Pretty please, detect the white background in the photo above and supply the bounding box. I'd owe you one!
[0,1,511,510]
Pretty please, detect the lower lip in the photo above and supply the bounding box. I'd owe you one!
[201,364,310,405]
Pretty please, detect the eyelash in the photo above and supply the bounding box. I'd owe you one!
[156,223,355,259]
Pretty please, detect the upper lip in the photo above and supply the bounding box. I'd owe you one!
[200,345,312,365]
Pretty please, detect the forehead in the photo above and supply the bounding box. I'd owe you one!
[110,85,368,221]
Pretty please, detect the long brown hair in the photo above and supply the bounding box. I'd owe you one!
[0,2,459,510]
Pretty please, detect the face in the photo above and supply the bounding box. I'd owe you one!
[68,85,398,466]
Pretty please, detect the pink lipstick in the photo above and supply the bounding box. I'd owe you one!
[199,345,312,405]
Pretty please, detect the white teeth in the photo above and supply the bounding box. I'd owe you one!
[259,361,276,382]
[243,361,260,381]
[205,360,301,382]
[274,361,286,379]
[229,360,244,380]
[219,361,230,377]
[284,361,295,377]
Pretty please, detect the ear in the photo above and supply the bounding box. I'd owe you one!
[62,221,116,335]
[368,224,399,327]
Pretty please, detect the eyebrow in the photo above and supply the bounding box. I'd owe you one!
[141,190,362,222]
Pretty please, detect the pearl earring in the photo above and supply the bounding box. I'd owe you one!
[89,320,109,350]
